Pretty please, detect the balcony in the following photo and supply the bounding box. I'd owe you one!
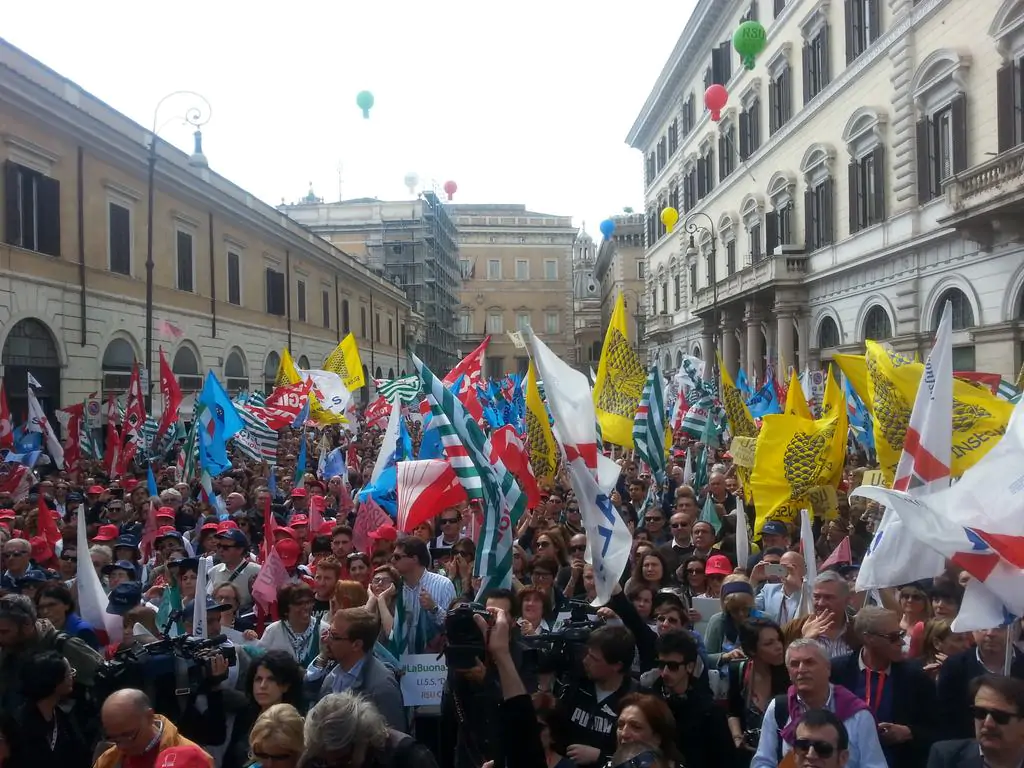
[691,251,808,314]
[940,143,1024,244]
[646,312,675,341]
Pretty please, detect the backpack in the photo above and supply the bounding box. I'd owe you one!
[773,693,790,761]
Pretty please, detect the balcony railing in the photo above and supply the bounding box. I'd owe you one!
[943,143,1024,214]
[646,313,674,338]
[692,252,808,313]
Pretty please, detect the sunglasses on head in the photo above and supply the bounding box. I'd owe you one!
[611,750,660,768]
[793,738,836,758]
[972,705,1019,725]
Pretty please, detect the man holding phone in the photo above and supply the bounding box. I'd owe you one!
[753,550,807,625]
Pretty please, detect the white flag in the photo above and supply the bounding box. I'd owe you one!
[192,556,212,638]
[26,371,41,389]
[27,386,64,469]
[370,397,403,484]
[300,369,352,416]
[74,508,122,643]
[734,497,750,569]
[529,332,632,606]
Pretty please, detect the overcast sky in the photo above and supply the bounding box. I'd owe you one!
[4,1,693,240]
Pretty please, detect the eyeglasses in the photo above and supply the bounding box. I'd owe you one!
[370,576,392,586]
[326,629,351,642]
[793,739,836,758]
[390,553,411,561]
[440,517,460,525]
[346,552,368,562]
[899,592,926,602]
[972,705,1019,725]
[646,516,664,523]
[655,659,684,671]
[532,572,553,580]
[866,629,906,644]
[104,726,141,745]
[60,553,78,562]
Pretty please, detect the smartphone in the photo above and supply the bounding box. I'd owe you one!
[764,563,788,579]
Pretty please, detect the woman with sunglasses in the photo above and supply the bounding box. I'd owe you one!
[896,581,931,657]
[248,703,304,768]
[727,618,789,765]
[448,538,477,599]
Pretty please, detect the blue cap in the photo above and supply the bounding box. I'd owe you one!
[102,560,139,578]
[15,569,49,587]
[114,534,140,552]
[760,521,789,537]
[215,529,249,548]
[183,596,231,615]
[106,581,143,615]
[155,529,183,543]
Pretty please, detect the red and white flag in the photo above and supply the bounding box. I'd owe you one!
[489,425,541,509]
[27,385,64,469]
[123,362,147,447]
[0,382,12,451]
[154,348,182,447]
[103,394,121,476]
[419,337,490,422]
[252,548,288,611]
[396,459,468,533]
[856,302,952,590]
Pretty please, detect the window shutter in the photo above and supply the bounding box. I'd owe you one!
[739,111,750,160]
[821,24,831,85]
[951,93,968,174]
[783,68,792,123]
[711,46,725,86]
[802,43,812,105]
[751,100,761,152]
[704,66,712,92]
[4,162,20,247]
[871,145,886,224]
[822,177,834,245]
[845,0,856,65]
[36,175,61,257]
[765,211,778,255]
[867,0,880,42]
[708,149,716,190]
[769,81,777,134]
[848,159,861,234]
[748,0,758,22]
[916,117,932,203]
[720,41,733,83]
[804,188,815,250]
[266,268,274,313]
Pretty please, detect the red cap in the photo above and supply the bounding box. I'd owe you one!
[290,514,309,527]
[368,522,398,541]
[155,745,212,768]
[275,537,302,568]
[30,535,53,562]
[290,487,308,498]
[156,525,178,537]
[86,485,105,495]
[318,521,336,536]
[0,509,15,519]
[156,507,176,519]
[216,520,238,533]
[276,526,297,540]
[93,524,120,542]
[200,522,220,533]
[705,554,734,576]
[122,478,140,492]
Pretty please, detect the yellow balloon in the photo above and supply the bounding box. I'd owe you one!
[660,206,679,232]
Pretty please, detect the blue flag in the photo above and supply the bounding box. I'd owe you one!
[736,369,752,396]
[293,432,308,487]
[1,449,41,467]
[147,464,159,497]
[197,371,244,476]
[746,381,781,418]
[13,426,42,453]
[417,424,444,459]
[268,469,279,499]
[321,446,346,481]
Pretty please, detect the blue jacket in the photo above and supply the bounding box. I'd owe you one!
[63,612,101,650]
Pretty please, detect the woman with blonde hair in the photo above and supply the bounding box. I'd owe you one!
[249,702,304,768]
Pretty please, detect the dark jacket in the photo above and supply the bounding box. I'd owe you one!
[926,739,984,768]
[6,702,94,768]
[439,670,503,768]
[639,673,736,768]
[0,620,104,711]
[936,648,1024,740]
[558,675,637,765]
[307,654,406,732]
[496,693,547,768]
[831,651,939,768]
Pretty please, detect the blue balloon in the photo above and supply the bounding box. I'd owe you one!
[599,218,616,239]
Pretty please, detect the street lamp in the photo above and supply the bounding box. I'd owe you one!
[145,91,211,409]
[684,212,717,376]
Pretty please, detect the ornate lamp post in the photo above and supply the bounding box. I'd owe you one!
[684,212,717,376]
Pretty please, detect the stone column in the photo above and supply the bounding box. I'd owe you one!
[777,310,795,374]
[744,301,762,379]
[700,317,715,378]
[797,312,810,372]
[722,322,740,380]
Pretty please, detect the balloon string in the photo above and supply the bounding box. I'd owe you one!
[720,127,757,185]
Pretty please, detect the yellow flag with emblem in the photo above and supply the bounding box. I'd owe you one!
[819,365,848,490]
[525,360,558,486]
[717,354,756,504]
[785,370,813,419]
[750,411,845,534]
[275,348,344,425]
[861,340,1012,483]
[593,293,646,448]
[323,333,366,391]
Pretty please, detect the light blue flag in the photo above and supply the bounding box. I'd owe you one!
[197,371,244,476]
[321,446,346,481]
[746,381,781,418]
[293,432,308,487]
[147,464,159,497]
[736,368,752,397]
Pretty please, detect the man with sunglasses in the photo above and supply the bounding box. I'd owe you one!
[794,709,851,768]
[831,606,938,768]
[929,675,1024,768]
[1,537,33,590]
[435,508,464,548]
[208,530,261,610]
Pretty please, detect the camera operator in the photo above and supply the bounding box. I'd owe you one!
[639,629,735,768]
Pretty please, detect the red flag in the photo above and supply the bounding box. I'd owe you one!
[309,494,326,542]
[489,425,541,509]
[0,382,13,450]
[251,379,315,430]
[364,396,391,429]
[154,348,182,447]
[396,460,468,533]
[114,440,137,480]
[103,395,121,475]
[139,498,161,562]
[820,536,852,569]
[252,548,288,610]
[59,402,85,473]
[260,494,279,563]
[441,337,490,422]
[352,498,393,553]
[37,493,62,546]
[0,464,31,501]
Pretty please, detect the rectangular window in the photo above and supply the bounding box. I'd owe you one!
[681,94,695,137]
[661,282,669,313]
[637,260,646,279]
[360,306,367,337]
[517,312,531,331]
[673,274,681,310]
[322,289,331,328]
[459,258,472,278]
[952,345,976,372]
[458,312,471,334]
[375,313,381,342]
[176,230,194,293]
[487,312,503,333]
[803,26,830,103]
[227,252,241,305]
[266,268,286,316]
[486,357,505,380]
[997,58,1024,152]
[488,259,501,279]
[388,318,393,346]
[109,201,131,275]
[739,98,762,161]
[342,300,350,333]
[769,66,792,135]
[296,279,306,322]
[668,119,679,156]
[774,0,786,17]
[846,0,880,64]
[545,312,559,334]
[917,95,967,203]
[805,180,834,250]
[3,161,60,256]
[544,259,558,280]
[849,147,886,233]
[726,241,737,274]
[515,259,529,280]
[688,264,698,299]
[719,125,736,180]
[750,223,763,263]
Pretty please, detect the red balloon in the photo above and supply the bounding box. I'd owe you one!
[704,84,729,122]
[443,180,458,200]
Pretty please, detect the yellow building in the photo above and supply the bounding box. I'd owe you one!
[0,39,412,422]
[450,204,577,376]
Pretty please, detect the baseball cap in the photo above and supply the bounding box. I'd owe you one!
[102,560,139,578]
[170,557,200,573]
[156,528,183,543]
[122,478,140,492]
[106,582,143,615]
[760,521,789,537]
[216,520,239,533]
[290,487,308,498]
[155,745,212,768]
[275,538,302,568]
[182,595,231,615]
[156,507,176,520]
[29,536,53,562]
[368,522,398,542]
[200,522,220,533]
[290,514,309,527]
[86,485,105,495]
[93,524,120,542]
[705,554,734,576]
[114,534,141,552]
[652,588,686,611]
[15,569,48,588]
[215,529,249,548]
[0,509,15,519]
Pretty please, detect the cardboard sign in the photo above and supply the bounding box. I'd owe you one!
[808,485,839,519]
[730,436,757,468]
[861,470,885,487]
[399,654,448,706]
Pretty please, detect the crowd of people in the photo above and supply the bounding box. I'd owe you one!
[1,406,1023,768]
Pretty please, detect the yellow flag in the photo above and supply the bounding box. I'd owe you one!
[833,353,870,412]
[785,370,813,420]
[864,340,1013,483]
[593,294,646,448]
[323,333,366,391]
[525,360,558,485]
[718,354,756,504]
[819,365,848,489]
[275,348,302,387]
[750,412,845,534]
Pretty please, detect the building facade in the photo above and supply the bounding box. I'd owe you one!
[628,0,1024,382]
[279,194,460,375]
[594,212,649,363]
[450,204,576,377]
[572,229,603,370]
[0,40,412,424]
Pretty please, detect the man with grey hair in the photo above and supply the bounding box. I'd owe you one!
[1,537,33,588]
[831,606,939,767]
[300,692,437,768]
[753,639,886,768]
[784,571,860,659]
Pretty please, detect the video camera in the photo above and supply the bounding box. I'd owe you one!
[520,601,603,680]
[443,602,494,670]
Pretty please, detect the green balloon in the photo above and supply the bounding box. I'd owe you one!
[733,20,767,71]
[356,90,375,119]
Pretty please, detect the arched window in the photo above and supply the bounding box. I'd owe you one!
[342,300,351,334]
[264,351,280,394]
[692,344,702,358]
[934,288,974,331]
[297,355,311,370]
[675,350,683,369]
[863,305,892,341]
[387,368,395,379]
[374,366,383,379]
[224,349,249,394]
[663,353,672,371]
[818,316,840,348]
[101,338,137,395]
[172,346,202,392]
[2,318,61,423]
